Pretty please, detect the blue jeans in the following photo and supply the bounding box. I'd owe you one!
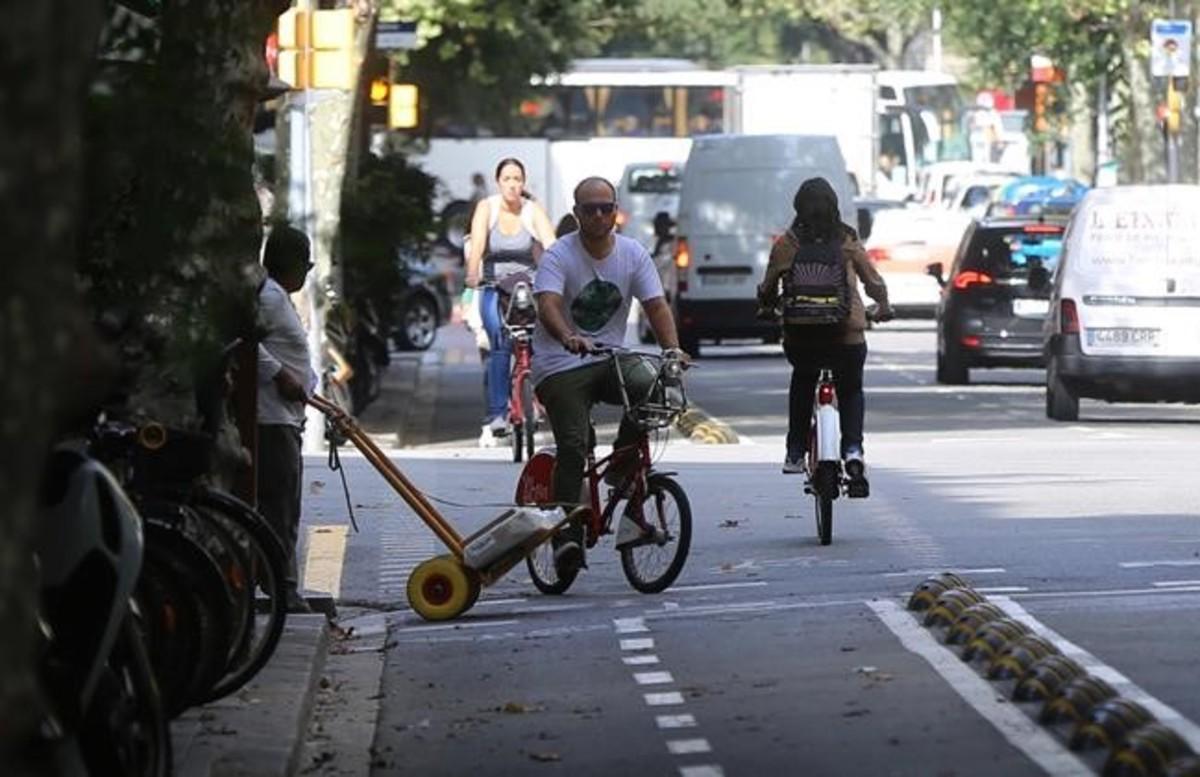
[480,287,511,423]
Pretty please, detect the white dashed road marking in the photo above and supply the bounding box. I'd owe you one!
[656,714,697,729]
[634,671,674,685]
[614,617,649,634]
[623,655,660,666]
[644,692,686,706]
[667,739,712,755]
[620,637,655,651]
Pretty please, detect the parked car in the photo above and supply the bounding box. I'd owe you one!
[391,247,453,351]
[1043,185,1200,420]
[673,134,856,356]
[928,215,1067,383]
[864,206,965,317]
[943,173,1019,219]
[988,176,1088,218]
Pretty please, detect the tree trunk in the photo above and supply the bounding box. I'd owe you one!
[0,0,104,770]
[1120,6,1164,183]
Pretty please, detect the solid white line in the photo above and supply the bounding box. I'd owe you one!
[667,738,712,755]
[993,596,1200,753]
[620,637,655,651]
[1013,586,1200,599]
[401,619,520,633]
[614,617,649,634]
[644,692,685,706]
[975,586,1030,594]
[623,655,660,666]
[1120,560,1200,569]
[668,581,769,593]
[472,597,529,607]
[679,767,724,777]
[656,714,697,729]
[868,599,1090,777]
[881,567,1007,578]
[634,671,675,686]
[1153,580,1200,588]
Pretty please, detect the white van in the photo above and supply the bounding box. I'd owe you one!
[672,135,856,356]
[1044,185,1200,420]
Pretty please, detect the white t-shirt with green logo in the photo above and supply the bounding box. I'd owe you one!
[532,232,664,386]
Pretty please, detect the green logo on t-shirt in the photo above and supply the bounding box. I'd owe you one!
[570,278,623,333]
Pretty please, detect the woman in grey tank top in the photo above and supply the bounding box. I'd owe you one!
[464,157,557,445]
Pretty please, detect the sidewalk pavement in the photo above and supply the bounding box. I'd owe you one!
[172,614,330,777]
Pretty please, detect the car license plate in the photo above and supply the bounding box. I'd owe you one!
[703,275,742,286]
[1086,328,1160,347]
[1012,298,1049,317]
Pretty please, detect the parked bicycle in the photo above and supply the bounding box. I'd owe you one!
[92,418,290,716]
[34,443,172,777]
[515,346,692,594]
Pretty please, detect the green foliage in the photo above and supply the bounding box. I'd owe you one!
[381,0,625,135]
[340,152,437,315]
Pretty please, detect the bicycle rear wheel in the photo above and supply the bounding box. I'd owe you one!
[813,462,837,546]
[620,475,692,594]
[815,493,833,545]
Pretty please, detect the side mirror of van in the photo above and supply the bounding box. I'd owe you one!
[925,261,946,288]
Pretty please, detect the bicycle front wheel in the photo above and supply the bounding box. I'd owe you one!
[525,540,578,595]
[620,475,692,594]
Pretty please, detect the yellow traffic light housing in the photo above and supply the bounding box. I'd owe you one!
[389,83,419,129]
[370,76,390,106]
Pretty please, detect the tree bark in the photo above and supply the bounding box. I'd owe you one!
[0,0,104,769]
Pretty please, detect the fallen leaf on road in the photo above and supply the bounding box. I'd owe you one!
[719,519,742,528]
[528,752,561,762]
[842,709,871,718]
[309,480,325,493]
[500,701,541,714]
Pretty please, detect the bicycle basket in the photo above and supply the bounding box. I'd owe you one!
[626,355,687,431]
[499,273,537,328]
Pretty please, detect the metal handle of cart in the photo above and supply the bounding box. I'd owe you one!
[305,394,577,620]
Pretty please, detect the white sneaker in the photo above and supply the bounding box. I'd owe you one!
[488,416,508,434]
[782,457,805,474]
[478,424,497,448]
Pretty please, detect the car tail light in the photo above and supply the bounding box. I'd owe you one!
[1023,223,1063,234]
[866,247,891,263]
[817,383,835,405]
[674,238,690,293]
[1060,298,1080,334]
[674,238,691,270]
[952,270,994,290]
[961,335,982,348]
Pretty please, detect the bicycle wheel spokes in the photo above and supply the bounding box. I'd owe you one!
[525,536,577,595]
[620,475,692,594]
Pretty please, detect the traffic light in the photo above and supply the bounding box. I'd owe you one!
[276,7,357,90]
[369,77,389,106]
[389,83,419,129]
[1033,83,1050,133]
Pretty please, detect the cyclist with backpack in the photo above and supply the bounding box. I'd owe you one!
[757,177,892,490]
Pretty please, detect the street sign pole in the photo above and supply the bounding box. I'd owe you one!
[1151,16,1192,183]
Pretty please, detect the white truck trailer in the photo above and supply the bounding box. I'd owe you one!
[723,64,879,197]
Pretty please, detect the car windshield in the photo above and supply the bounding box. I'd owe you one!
[966,225,1065,277]
[627,166,681,194]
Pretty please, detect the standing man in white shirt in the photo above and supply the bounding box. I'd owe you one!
[257,224,319,613]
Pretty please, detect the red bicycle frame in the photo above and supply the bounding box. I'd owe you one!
[577,434,654,548]
[507,329,534,427]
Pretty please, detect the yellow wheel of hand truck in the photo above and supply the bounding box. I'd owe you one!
[406,554,481,621]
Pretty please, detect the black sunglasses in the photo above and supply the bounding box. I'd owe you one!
[577,202,617,217]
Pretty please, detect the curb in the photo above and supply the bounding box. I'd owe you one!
[674,406,739,444]
[172,614,330,777]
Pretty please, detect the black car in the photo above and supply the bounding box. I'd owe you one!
[928,217,1066,384]
[392,247,453,351]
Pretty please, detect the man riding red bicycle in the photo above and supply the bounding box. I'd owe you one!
[532,176,687,576]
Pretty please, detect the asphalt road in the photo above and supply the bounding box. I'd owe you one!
[300,321,1200,777]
